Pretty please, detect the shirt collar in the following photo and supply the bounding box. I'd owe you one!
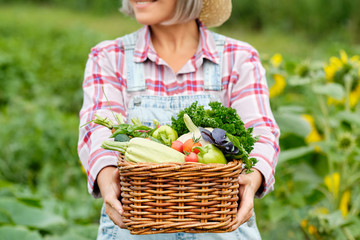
[132,20,220,65]
[133,26,152,63]
[195,20,220,64]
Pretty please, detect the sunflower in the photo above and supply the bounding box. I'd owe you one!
[301,114,322,143]
[337,131,356,153]
[324,172,340,199]
[269,73,286,98]
[324,51,360,108]
[339,190,351,217]
[270,53,283,68]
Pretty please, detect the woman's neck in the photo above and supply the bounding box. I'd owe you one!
[149,20,199,73]
[150,20,199,51]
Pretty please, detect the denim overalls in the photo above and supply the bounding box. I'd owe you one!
[97,31,262,240]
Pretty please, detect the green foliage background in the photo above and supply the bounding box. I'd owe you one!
[1,0,359,41]
[0,1,359,240]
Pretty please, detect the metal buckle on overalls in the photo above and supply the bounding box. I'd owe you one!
[133,96,142,106]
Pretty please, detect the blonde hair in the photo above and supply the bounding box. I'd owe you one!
[120,0,203,25]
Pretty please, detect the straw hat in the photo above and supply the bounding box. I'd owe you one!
[199,0,232,27]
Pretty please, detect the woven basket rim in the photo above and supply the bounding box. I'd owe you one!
[117,155,243,169]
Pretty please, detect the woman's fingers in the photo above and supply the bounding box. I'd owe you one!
[105,200,126,228]
[98,167,125,228]
[236,188,254,224]
[105,193,124,215]
[104,192,125,228]
[232,171,258,230]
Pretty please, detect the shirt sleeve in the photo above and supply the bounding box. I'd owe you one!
[77,41,126,198]
[230,47,280,198]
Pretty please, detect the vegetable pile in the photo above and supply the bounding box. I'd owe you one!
[87,101,258,172]
[171,101,258,172]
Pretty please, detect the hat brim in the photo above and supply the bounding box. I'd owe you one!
[199,0,232,27]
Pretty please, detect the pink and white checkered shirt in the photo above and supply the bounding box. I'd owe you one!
[78,21,280,198]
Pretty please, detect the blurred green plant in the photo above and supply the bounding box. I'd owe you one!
[257,50,360,240]
[0,0,119,15]
[0,9,104,239]
[229,0,360,42]
[1,0,360,42]
[0,10,101,190]
[1,4,359,240]
[0,180,101,239]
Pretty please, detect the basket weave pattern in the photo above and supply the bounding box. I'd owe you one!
[118,158,242,235]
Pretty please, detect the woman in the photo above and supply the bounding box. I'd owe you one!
[78,0,280,239]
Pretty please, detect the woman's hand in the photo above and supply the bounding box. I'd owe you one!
[232,168,263,230]
[97,166,125,228]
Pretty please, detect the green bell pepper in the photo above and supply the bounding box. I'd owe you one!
[193,144,227,164]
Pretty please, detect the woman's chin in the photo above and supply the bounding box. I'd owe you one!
[134,16,167,26]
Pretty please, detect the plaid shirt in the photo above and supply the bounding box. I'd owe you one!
[78,22,280,198]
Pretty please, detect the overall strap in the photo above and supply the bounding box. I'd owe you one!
[122,32,146,92]
[203,32,226,91]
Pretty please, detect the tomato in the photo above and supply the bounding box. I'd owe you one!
[184,152,198,162]
[171,140,184,153]
[183,137,202,154]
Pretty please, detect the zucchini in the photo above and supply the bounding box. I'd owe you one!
[101,137,185,163]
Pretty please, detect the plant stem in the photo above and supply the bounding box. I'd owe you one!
[317,94,335,187]
[344,75,353,112]
[102,86,119,124]
[343,227,355,240]
[317,95,331,141]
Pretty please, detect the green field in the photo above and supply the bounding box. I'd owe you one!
[2,4,358,59]
[0,4,359,240]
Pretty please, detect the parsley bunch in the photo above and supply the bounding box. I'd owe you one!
[171,101,258,172]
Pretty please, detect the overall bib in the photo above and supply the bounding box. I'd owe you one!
[97,32,262,240]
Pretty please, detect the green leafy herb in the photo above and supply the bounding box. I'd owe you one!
[171,101,258,171]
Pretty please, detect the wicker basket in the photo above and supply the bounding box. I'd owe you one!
[118,156,242,235]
